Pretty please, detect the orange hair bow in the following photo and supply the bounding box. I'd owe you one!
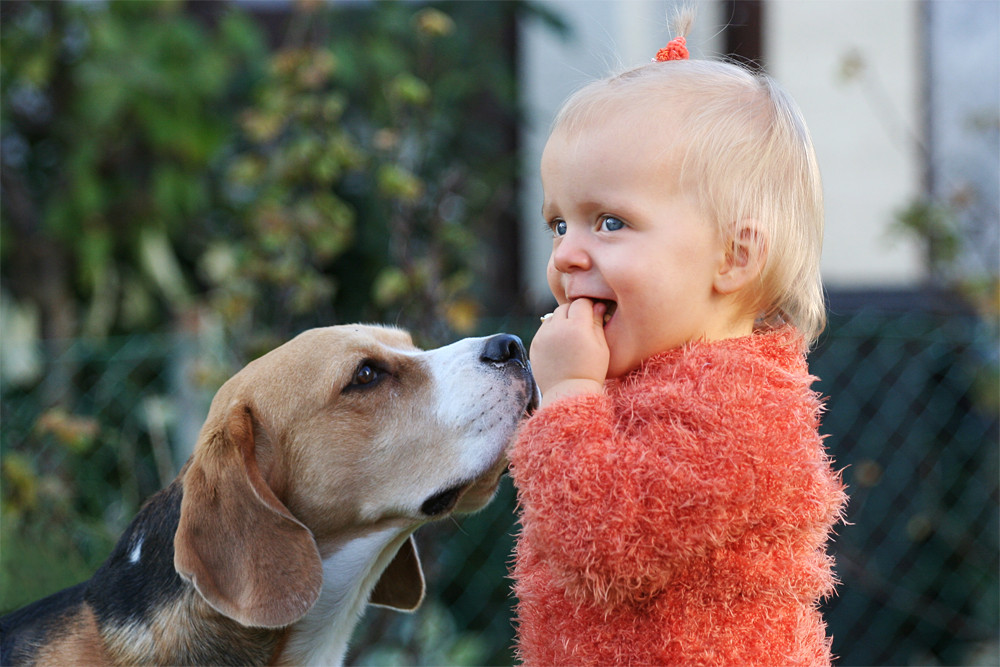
[654,36,689,62]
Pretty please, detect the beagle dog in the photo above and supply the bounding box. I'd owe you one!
[1,325,538,666]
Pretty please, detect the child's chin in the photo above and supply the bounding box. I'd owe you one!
[605,351,637,379]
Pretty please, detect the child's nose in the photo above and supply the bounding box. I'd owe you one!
[550,228,592,273]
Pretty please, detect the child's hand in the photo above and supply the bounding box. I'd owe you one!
[530,298,610,408]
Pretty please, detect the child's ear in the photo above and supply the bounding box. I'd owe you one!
[714,223,767,295]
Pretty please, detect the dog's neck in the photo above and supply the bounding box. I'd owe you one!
[278,527,415,666]
[90,482,282,665]
[90,482,414,667]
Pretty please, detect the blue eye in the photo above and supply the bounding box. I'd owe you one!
[600,216,625,232]
[550,219,567,236]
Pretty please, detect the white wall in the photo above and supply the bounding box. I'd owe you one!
[767,0,926,288]
[518,0,927,310]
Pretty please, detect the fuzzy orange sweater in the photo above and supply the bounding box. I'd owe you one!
[510,328,847,666]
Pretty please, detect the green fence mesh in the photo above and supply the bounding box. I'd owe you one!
[811,309,998,666]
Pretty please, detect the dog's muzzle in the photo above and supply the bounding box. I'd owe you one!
[480,333,539,413]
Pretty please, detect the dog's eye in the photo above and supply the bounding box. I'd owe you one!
[344,361,388,393]
[355,365,377,385]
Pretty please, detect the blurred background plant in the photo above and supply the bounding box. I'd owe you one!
[2,1,534,662]
[217,1,525,353]
[1,0,525,356]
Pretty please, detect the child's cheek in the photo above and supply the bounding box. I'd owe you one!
[545,256,567,304]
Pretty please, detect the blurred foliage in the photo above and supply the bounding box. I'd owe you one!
[0,0,535,657]
[1,0,525,354]
[893,197,1000,325]
[214,2,525,352]
[351,599,492,666]
[2,335,192,611]
[891,195,999,413]
[1,1,265,340]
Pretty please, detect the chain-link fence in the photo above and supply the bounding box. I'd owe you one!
[812,306,998,666]
[2,305,997,666]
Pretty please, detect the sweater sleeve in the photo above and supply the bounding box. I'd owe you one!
[509,385,760,606]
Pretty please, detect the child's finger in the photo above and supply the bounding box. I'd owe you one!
[592,300,608,325]
[540,303,570,326]
[566,297,593,319]
[567,298,606,327]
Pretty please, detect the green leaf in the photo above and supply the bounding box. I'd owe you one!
[376,164,423,202]
[372,267,409,306]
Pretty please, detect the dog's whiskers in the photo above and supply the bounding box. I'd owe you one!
[447,515,469,535]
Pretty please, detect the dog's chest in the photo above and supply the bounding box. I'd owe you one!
[280,527,411,666]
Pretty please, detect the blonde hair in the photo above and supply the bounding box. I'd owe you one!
[550,40,826,345]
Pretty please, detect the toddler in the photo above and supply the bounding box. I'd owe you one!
[509,15,847,667]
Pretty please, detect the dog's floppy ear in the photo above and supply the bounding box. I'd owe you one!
[174,403,323,628]
[369,535,425,611]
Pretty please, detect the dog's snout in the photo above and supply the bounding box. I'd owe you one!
[481,334,528,367]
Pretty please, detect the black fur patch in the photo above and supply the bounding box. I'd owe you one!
[85,480,186,628]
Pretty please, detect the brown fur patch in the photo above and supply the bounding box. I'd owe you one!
[99,592,281,665]
[33,606,110,666]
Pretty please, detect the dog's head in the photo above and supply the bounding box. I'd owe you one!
[173,325,537,629]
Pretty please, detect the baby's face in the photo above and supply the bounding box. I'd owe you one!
[541,114,737,377]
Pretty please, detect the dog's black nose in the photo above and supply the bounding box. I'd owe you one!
[481,334,528,367]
